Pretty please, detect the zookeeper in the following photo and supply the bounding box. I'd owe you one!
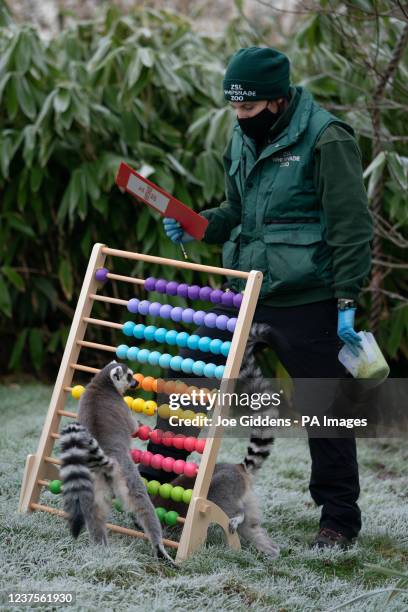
[150,47,374,549]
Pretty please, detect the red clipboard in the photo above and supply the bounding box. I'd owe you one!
[115,162,208,241]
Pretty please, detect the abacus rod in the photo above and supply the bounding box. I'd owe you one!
[89,294,128,306]
[30,503,180,549]
[45,457,61,466]
[106,272,144,285]
[102,247,250,279]
[83,317,123,330]
[50,433,60,440]
[57,410,77,418]
[77,340,116,352]
[71,363,100,374]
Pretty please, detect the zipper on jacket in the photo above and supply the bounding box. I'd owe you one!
[265,218,319,224]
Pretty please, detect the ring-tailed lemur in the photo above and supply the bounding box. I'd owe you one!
[59,361,175,564]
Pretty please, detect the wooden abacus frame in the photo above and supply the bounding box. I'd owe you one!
[18,243,262,563]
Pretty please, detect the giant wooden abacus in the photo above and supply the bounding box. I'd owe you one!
[18,243,262,563]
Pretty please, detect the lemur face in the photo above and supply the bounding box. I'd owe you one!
[109,361,136,394]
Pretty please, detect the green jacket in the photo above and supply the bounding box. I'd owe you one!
[201,87,374,306]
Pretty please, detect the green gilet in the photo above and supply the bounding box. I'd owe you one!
[223,87,354,300]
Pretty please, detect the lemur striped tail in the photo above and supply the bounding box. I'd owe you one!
[59,422,114,538]
[239,322,276,473]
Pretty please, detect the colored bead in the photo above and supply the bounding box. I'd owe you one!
[227,317,237,333]
[195,413,208,427]
[195,439,206,454]
[164,381,176,394]
[182,410,196,422]
[95,267,109,282]
[159,304,172,319]
[221,341,231,357]
[144,277,156,291]
[140,451,153,466]
[188,285,200,300]
[187,334,200,350]
[159,353,172,368]
[170,306,183,322]
[133,373,144,387]
[48,479,62,495]
[162,431,175,447]
[192,360,205,376]
[170,486,184,503]
[209,339,222,355]
[199,286,212,301]
[193,310,206,325]
[132,398,145,413]
[162,456,175,472]
[158,404,170,419]
[164,510,179,526]
[233,293,243,308]
[144,400,157,416]
[166,281,179,296]
[122,321,135,337]
[183,437,197,453]
[71,385,85,400]
[148,302,162,317]
[204,313,217,328]
[215,315,229,331]
[159,483,172,499]
[215,365,225,380]
[124,396,133,409]
[154,328,167,343]
[137,425,151,441]
[173,434,186,450]
[151,454,164,470]
[221,291,234,307]
[177,283,189,297]
[165,330,178,345]
[150,429,163,445]
[141,376,154,391]
[113,498,123,512]
[155,279,168,293]
[176,331,189,348]
[203,363,216,378]
[131,448,141,463]
[116,344,129,359]
[127,298,139,313]
[133,323,145,339]
[144,325,157,341]
[169,356,183,371]
[182,308,195,324]
[127,347,139,361]
[210,289,223,304]
[184,462,197,478]
[148,351,161,366]
[182,489,193,504]
[198,337,211,352]
[181,358,194,374]
[155,506,166,522]
[147,480,161,495]
[173,459,186,474]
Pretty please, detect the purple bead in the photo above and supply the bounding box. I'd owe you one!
[144,277,156,291]
[148,302,162,317]
[95,267,109,282]
[127,298,140,313]
[159,304,172,319]
[155,278,167,293]
[233,293,243,308]
[170,306,183,322]
[182,308,195,324]
[221,292,234,307]
[227,317,237,333]
[210,289,223,304]
[199,286,212,301]
[216,315,229,331]
[188,285,200,300]
[177,283,189,298]
[166,281,179,296]
[204,313,217,328]
[138,300,150,315]
[193,310,206,325]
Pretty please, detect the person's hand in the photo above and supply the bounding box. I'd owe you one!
[337,307,362,356]
[163,218,194,243]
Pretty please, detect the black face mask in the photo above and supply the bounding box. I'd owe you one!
[238,105,280,141]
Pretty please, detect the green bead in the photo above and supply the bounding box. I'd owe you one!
[182,489,193,504]
[48,480,62,495]
[170,486,184,502]
[113,498,123,512]
[164,510,179,526]
[155,507,167,523]
[147,480,161,496]
[159,483,172,499]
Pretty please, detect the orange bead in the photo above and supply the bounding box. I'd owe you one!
[133,373,144,388]
[155,378,165,393]
[175,381,187,394]
[142,376,155,392]
[151,378,158,392]
[164,381,176,395]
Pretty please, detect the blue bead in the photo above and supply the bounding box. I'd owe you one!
[198,337,211,352]
[127,346,139,361]
[159,353,172,368]
[154,328,167,343]
[187,334,200,350]
[215,365,225,380]
[137,349,150,364]
[209,339,222,354]
[116,344,129,359]
[148,351,161,366]
[221,341,231,357]
[169,356,183,371]
[127,299,139,313]
[203,363,216,379]
[181,358,194,374]
[138,300,150,315]
[122,321,135,337]
[144,325,157,341]
[192,360,205,376]
[165,330,178,345]
[176,332,189,348]
[133,323,145,339]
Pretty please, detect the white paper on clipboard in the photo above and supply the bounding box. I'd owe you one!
[127,174,170,214]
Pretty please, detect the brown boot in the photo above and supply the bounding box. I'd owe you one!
[310,527,356,550]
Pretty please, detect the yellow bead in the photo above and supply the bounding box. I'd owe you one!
[182,410,196,422]
[71,385,85,400]
[143,400,157,416]
[132,398,145,413]
[124,396,133,409]
[172,407,184,420]
[196,413,208,426]
[157,403,170,419]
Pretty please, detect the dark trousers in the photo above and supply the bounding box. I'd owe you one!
[141,298,361,539]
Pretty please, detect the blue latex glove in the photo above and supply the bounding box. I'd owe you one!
[163,218,194,243]
[337,308,363,357]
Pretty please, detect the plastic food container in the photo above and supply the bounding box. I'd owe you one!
[338,331,390,381]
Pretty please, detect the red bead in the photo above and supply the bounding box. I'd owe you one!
[140,450,153,466]
[150,429,164,445]
[173,434,186,450]
[183,437,197,453]
[173,459,186,474]
[150,453,164,470]
[184,462,198,478]
[131,448,141,463]
[162,456,175,472]
[137,425,151,441]
[195,439,206,454]
[162,431,175,447]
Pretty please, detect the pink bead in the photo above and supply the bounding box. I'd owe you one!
[173,459,186,474]
[183,437,197,453]
[150,429,164,445]
[150,453,164,470]
[137,425,151,441]
[195,439,206,454]
[162,431,175,447]
[184,462,198,478]
[173,434,186,450]
[140,450,153,466]
[131,448,141,463]
[162,456,175,472]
